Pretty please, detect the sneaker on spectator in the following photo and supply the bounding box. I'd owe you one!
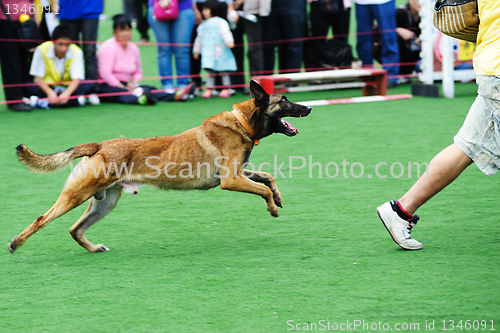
[8,103,31,112]
[219,89,232,98]
[175,82,196,101]
[88,94,100,105]
[201,89,213,98]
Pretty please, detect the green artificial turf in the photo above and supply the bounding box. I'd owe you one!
[1,83,499,332]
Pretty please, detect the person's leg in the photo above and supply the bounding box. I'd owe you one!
[278,2,305,71]
[123,0,135,21]
[135,0,150,41]
[24,85,47,98]
[62,82,98,107]
[148,7,174,90]
[59,19,81,45]
[244,18,264,76]
[355,3,374,67]
[332,6,350,43]
[171,8,195,88]
[189,2,204,87]
[377,81,500,250]
[230,20,245,91]
[0,20,27,106]
[372,0,400,83]
[305,1,330,70]
[80,18,99,80]
[97,84,139,104]
[399,144,473,214]
[262,8,280,74]
[202,69,215,98]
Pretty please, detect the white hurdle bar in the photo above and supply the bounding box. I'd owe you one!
[298,94,413,107]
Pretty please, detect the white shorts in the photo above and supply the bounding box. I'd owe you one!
[454,75,500,176]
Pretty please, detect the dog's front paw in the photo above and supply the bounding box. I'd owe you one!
[272,189,283,208]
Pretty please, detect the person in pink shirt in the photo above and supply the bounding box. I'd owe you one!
[97,14,195,105]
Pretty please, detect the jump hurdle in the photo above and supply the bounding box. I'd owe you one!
[252,68,388,96]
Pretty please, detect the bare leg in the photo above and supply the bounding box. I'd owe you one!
[69,184,123,252]
[399,144,473,215]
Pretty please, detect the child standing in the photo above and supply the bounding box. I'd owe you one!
[193,0,237,98]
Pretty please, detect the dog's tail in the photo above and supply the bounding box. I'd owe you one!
[16,143,101,173]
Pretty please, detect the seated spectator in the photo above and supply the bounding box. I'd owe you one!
[97,14,195,105]
[25,24,98,108]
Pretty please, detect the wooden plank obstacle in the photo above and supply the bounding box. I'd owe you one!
[252,68,388,96]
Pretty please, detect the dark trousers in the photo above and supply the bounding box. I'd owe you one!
[305,1,351,70]
[60,18,99,80]
[263,0,306,73]
[97,84,175,104]
[244,17,265,76]
[0,19,32,102]
[231,18,245,91]
[24,82,96,107]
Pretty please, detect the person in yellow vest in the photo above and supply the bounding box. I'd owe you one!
[26,24,98,108]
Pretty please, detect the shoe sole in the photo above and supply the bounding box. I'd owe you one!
[377,206,422,250]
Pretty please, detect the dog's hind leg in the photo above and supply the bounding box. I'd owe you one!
[8,185,96,254]
[69,184,123,253]
[243,170,283,208]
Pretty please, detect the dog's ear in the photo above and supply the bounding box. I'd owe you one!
[250,80,269,108]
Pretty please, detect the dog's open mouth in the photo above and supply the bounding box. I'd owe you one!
[280,118,299,136]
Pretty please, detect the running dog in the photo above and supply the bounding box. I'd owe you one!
[8,80,311,254]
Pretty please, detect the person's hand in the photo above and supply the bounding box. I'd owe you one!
[193,53,200,60]
[47,90,60,105]
[396,27,415,41]
[57,91,70,105]
[194,7,203,25]
[227,10,239,25]
[226,41,235,49]
[159,0,172,9]
[126,82,139,91]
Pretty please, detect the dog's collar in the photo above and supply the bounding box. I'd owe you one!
[231,109,259,146]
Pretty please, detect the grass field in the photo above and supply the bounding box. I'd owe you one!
[1,83,499,332]
[1,1,499,332]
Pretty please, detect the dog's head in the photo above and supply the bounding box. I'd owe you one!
[248,80,311,139]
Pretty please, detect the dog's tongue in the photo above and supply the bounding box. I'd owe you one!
[282,120,299,134]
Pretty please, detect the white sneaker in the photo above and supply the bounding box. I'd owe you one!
[88,94,100,105]
[77,96,86,106]
[377,201,423,250]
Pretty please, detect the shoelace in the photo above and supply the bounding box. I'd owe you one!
[407,215,420,236]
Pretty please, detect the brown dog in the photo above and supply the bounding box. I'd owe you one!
[8,81,311,254]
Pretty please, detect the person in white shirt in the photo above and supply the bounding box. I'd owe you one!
[26,24,97,108]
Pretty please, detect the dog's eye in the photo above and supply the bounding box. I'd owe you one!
[281,97,287,103]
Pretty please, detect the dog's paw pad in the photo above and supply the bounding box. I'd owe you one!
[7,241,17,254]
[268,207,279,218]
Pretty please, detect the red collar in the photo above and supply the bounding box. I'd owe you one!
[231,109,259,146]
